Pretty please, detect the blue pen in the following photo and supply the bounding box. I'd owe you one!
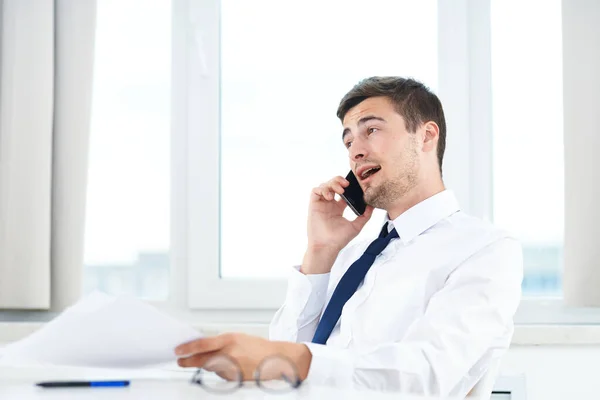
[36,380,130,388]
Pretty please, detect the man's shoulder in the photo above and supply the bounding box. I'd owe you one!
[429,211,523,267]
[433,212,523,285]
[444,210,518,243]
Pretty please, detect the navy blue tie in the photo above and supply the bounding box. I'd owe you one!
[312,224,399,345]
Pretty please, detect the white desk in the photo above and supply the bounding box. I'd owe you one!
[0,365,457,399]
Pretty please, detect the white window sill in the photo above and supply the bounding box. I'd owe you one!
[511,324,600,345]
[2,322,600,346]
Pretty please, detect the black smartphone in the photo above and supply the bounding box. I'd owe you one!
[340,170,367,216]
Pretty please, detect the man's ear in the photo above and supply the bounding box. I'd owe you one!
[422,121,439,153]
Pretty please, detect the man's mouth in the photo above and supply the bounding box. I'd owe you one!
[357,166,382,181]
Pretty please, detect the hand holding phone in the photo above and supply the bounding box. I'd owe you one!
[304,174,373,274]
[306,173,373,252]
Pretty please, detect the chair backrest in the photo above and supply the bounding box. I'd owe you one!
[467,352,503,400]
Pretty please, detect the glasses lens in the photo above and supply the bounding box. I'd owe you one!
[193,354,242,393]
[255,355,301,392]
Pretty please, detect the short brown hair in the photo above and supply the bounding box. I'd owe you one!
[337,77,446,175]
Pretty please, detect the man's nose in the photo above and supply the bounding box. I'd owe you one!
[349,137,368,161]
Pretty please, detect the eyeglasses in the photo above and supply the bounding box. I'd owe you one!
[190,354,303,394]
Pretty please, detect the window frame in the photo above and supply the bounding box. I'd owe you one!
[177,0,585,324]
[174,0,286,310]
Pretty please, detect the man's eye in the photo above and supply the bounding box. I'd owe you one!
[368,127,378,134]
[345,141,353,149]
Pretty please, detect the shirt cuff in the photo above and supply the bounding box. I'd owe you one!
[303,342,354,387]
[286,266,330,324]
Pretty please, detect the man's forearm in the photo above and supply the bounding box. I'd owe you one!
[300,246,340,275]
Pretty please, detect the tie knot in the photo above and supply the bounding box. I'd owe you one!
[378,223,399,239]
[386,228,399,240]
[365,227,398,255]
[378,222,391,238]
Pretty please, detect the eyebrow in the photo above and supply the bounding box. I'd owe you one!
[342,116,387,141]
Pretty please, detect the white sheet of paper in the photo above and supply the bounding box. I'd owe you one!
[0,292,202,368]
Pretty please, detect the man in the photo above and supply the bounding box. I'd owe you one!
[175,77,523,397]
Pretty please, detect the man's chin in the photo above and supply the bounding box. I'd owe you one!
[364,192,384,209]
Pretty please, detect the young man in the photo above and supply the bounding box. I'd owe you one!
[175,77,523,397]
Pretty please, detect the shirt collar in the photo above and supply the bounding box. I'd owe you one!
[384,190,460,244]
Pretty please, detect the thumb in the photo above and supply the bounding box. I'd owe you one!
[351,205,374,231]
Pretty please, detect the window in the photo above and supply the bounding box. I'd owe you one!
[219,0,438,279]
[84,0,172,300]
[490,0,563,297]
[186,0,572,315]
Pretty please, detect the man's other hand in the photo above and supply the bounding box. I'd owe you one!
[175,333,312,381]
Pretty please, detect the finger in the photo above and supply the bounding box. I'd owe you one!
[312,178,348,202]
[203,355,243,380]
[333,176,350,187]
[177,351,218,368]
[311,186,323,201]
[328,179,348,195]
[311,187,329,201]
[175,334,232,357]
[318,184,334,201]
[351,205,374,230]
[216,370,240,382]
[329,182,345,195]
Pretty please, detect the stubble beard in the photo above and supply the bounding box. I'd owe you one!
[364,144,420,210]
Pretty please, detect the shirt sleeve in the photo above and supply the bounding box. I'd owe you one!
[302,237,523,397]
[269,265,330,343]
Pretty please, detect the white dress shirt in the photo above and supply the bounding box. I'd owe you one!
[269,190,523,397]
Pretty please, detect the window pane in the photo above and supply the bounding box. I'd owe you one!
[84,0,171,300]
[491,0,563,296]
[220,0,438,278]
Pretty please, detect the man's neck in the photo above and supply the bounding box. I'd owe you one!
[386,183,446,220]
